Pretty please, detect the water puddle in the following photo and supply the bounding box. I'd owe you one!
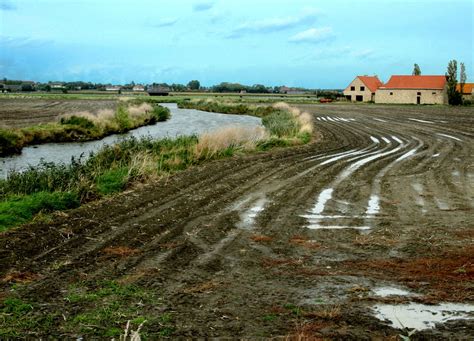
[373,118,387,122]
[370,136,380,144]
[432,153,440,158]
[373,302,474,330]
[381,137,391,144]
[372,286,417,298]
[408,118,434,124]
[437,133,462,142]
[235,197,268,229]
[307,224,371,231]
[435,198,450,210]
[391,135,403,144]
[366,195,380,215]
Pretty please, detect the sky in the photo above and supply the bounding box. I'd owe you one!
[0,0,472,88]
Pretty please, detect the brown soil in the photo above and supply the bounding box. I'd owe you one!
[0,98,117,128]
[1,104,473,338]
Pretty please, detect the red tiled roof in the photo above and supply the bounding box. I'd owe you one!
[456,83,474,94]
[381,75,447,89]
[357,76,383,92]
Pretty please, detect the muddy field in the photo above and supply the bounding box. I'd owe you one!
[1,104,473,338]
[0,98,118,128]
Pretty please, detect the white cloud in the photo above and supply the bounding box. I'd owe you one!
[227,8,321,38]
[288,27,334,44]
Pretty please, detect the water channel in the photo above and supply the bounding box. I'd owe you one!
[0,103,262,179]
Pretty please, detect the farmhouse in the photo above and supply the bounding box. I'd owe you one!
[343,76,382,102]
[456,83,474,101]
[375,75,448,104]
[132,85,145,92]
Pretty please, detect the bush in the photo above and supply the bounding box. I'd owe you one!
[114,105,132,131]
[150,106,171,122]
[0,129,22,156]
[262,110,300,137]
[60,115,95,129]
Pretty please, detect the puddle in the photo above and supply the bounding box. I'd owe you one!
[311,188,334,215]
[370,136,380,144]
[391,136,403,144]
[236,197,268,229]
[307,224,371,230]
[373,302,474,330]
[381,137,391,144]
[373,287,417,298]
[437,133,462,142]
[432,153,440,158]
[366,195,380,215]
[408,118,434,124]
[326,116,336,122]
[435,198,450,210]
[373,118,387,122]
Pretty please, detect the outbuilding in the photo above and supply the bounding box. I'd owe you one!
[343,76,383,102]
[375,75,448,104]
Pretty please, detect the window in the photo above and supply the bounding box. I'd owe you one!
[432,92,436,95]
[417,92,421,95]
[390,92,393,95]
[350,86,355,91]
[360,86,365,91]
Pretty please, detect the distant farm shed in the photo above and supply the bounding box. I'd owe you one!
[456,83,474,101]
[343,76,383,102]
[375,75,448,104]
[147,86,170,96]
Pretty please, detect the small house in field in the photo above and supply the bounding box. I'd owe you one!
[456,83,474,101]
[147,86,170,96]
[132,85,145,92]
[105,85,122,92]
[375,75,448,104]
[343,76,383,102]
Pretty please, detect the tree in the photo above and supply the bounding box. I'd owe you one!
[412,63,421,75]
[446,60,462,105]
[187,80,200,90]
[460,62,466,95]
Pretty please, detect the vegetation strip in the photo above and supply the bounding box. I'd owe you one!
[0,100,313,231]
[0,101,170,156]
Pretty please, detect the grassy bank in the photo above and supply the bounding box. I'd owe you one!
[0,101,313,232]
[0,103,170,156]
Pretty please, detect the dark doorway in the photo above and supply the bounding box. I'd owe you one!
[346,95,352,101]
[356,95,363,102]
[417,96,421,104]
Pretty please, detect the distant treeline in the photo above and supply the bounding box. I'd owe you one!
[0,78,343,96]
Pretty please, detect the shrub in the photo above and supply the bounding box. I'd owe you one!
[60,115,95,129]
[0,128,22,156]
[114,105,132,131]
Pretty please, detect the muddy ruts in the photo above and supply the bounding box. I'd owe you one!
[0,104,473,338]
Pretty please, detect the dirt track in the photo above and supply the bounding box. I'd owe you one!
[1,104,473,338]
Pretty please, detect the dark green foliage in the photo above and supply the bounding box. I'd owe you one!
[446,59,462,105]
[60,115,95,129]
[0,191,79,231]
[0,129,22,156]
[150,105,171,122]
[96,168,129,195]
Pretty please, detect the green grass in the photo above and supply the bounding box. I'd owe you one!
[96,167,129,195]
[0,192,80,231]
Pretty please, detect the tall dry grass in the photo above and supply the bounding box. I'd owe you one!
[273,102,313,134]
[194,125,267,159]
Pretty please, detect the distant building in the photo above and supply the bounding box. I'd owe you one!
[105,85,122,91]
[132,85,145,92]
[343,76,383,102]
[375,75,448,104]
[50,82,64,89]
[279,86,306,95]
[456,83,474,101]
[147,86,170,96]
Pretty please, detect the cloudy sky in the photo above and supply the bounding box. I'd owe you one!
[0,0,472,88]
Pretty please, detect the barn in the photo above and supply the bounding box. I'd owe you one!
[343,76,383,102]
[375,75,448,104]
